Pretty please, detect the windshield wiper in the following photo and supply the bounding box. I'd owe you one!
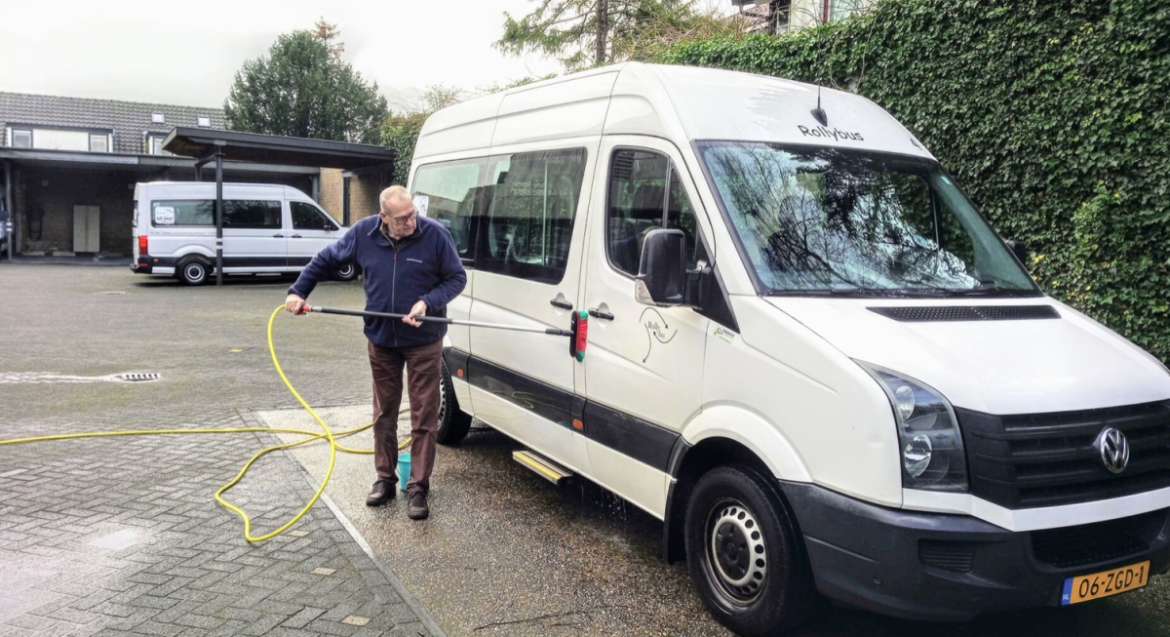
[770,287,915,298]
[943,281,1037,297]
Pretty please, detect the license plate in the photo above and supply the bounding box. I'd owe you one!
[1061,561,1150,605]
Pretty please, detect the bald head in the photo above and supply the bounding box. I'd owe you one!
[380,185,412,213]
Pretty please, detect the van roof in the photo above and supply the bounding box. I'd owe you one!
[415,62,932,161]
[133,182,313,200]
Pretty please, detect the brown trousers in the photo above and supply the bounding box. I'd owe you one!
[368,338,443,495]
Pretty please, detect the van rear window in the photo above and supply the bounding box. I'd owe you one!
[152,199,281,229]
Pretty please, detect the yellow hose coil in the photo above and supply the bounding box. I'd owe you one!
[0,306,411,542]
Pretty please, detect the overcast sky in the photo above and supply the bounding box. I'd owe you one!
[0,0,566,111]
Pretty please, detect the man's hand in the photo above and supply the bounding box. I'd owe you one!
[285,294,309,316]
[404,300,427,327]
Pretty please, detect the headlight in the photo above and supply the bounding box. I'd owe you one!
[857,362,968,492]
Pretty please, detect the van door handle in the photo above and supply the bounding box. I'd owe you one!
[273,234,284,238]
[291,234,303,239]
[588,308,615,321]
[549,298,573,310]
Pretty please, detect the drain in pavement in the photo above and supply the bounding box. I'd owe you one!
[113,373,160,382]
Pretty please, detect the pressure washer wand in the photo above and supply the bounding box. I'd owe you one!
[307,306,575,337]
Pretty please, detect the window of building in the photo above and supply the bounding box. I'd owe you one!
[11,129,32,148]
[478,148,587,284]
[412,158,484,260]
[89,134,108,153]
[829,0,863,22]
[151,112,165,124]
[291,201,339,231]
[147,134,172,156]
[197,116,212,128]
[606,148,698,277]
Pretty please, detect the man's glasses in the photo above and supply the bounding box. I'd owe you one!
[384,209,417,226]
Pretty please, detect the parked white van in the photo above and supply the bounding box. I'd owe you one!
[417,63,1170,636]
[131,182,355,285]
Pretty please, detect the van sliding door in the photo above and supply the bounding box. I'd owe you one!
[221,199,286,271]
[465,145,595,472]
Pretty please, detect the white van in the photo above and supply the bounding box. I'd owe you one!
[131,182,355,285]
[416,63,1170,636]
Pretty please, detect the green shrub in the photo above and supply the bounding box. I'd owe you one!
[659,0,1170,360]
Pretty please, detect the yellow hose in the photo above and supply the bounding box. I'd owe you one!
[0,305,411,543]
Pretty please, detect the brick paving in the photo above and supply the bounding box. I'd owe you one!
[0,266,439,637]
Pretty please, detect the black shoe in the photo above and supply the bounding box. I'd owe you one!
[407,491,429,520]
[366,478,396,507]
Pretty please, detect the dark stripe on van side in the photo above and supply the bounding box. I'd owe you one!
[466,355,576,430]
[455,350,679,472]
[153,257,287,268]
[443,348,471,383]
[583,401,679,473]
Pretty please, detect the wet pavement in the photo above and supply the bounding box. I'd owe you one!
[0,265,437,637]
[2,265,1169,637]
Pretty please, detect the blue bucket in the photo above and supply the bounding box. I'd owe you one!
[397,452,411,492]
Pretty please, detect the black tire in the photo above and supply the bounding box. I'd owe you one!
[332,262,358,281]
[685,465,816,637]
[178,257,211,286]
[436,358,472,445]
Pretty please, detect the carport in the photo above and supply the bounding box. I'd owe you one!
[163,127,395,285]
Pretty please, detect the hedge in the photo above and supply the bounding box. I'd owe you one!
[658,0,1170,361]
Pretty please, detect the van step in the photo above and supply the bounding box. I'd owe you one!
[512,449,573,485]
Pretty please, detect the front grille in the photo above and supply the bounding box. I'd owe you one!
[1031,510,1165,569]
[868,305,1059,322]
[960,401,1170,508]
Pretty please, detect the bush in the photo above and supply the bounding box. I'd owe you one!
[659,0,1170,359]
[381,111,428,186]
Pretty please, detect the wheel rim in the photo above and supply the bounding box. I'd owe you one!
[437,368,449,423]
[706,498,768,605]
[184,263,205,284]
[337,264,355,278]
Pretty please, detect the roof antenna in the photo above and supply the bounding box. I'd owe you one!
[811,86,828,127]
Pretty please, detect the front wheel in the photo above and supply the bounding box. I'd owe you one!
[436,358,472,445]
[685,465,816,637]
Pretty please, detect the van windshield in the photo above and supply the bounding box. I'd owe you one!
[698,142,1040,297]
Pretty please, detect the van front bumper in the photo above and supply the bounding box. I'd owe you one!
[782,482,1170,622]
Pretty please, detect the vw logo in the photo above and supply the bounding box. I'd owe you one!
[1093,427,1130,474]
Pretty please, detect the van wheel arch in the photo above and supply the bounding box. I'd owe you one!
[664,437,780,564]
[177,256,213,286]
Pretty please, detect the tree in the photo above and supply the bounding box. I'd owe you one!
[380,85,471,185]
[497,0,737,71]
[313,18,345,62]
[224,26,388,144]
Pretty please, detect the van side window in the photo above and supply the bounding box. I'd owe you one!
[607,149,698,277]
[224,200,282,229]
[412,159,484,260]
[478,148,586,284]
[152,200,213,226]
[291,201,338,231]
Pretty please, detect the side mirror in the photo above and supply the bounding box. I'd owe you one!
[635,229,687,307]
[1005,239,1029,266]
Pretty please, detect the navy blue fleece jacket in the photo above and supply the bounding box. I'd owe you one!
[288,215,467,349]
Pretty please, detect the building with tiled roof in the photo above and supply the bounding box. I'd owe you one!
[0,92,225,155]
[0,92,387,260]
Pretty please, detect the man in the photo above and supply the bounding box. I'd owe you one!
[285,186,466,520]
